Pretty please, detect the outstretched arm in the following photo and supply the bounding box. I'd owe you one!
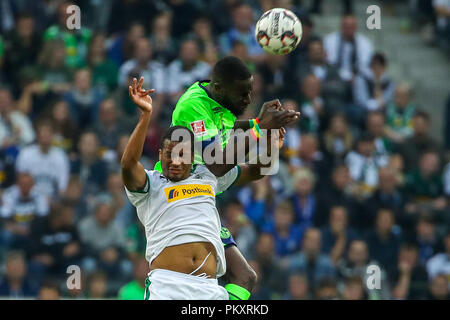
[121,77,155,191]
[207,103,297,177]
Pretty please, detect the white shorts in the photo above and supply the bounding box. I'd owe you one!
[144,269,229,300]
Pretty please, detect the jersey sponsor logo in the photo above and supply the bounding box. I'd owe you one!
[190,120,208,137]
[164,184,214,203]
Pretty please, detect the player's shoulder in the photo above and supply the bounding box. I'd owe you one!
[191,164,216,180]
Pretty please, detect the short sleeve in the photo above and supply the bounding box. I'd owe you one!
[124,170,151,207]
[172,99,219,142]
[216,166,241,194]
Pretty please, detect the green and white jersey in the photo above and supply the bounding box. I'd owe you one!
[125,165,241,278]
[171,81,237,164]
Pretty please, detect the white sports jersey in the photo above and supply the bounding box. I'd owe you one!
[125,164,240,278]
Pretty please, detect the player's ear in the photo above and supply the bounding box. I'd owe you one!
[158,149,162,162]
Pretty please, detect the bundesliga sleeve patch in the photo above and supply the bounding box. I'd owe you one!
[190,120,208,137]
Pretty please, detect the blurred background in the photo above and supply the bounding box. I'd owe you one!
[0,0,449,300]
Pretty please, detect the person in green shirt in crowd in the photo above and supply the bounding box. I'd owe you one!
[43,1,92,69]
[150,56,300,300]
[118,257,149,300]
[385,83,416,143]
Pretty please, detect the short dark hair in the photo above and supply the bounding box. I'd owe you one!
[160,126,195,153]
[211,56,251,84]
[414,110,430,122]
[371,52,387,67]
[358,132,375,143]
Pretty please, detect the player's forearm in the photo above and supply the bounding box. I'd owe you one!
[206,131,257,176]
[121,111,151,168]
[233,120,251,130]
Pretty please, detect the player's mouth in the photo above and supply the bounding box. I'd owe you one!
[169,168,182,175]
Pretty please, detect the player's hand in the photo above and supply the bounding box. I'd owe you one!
[258,100,300,129]
[129,77,155,113]
[277,127,286,149]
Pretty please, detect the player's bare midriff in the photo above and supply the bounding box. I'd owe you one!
[149,242,217,278]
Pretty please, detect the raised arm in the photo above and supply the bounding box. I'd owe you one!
[121,77,155,191]
[207,103,298,177]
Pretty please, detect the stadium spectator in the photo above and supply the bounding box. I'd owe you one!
[411,213,443,265]
[3,12,42,91]
[366,111,395,157]
[345,133,389,198]
[86,271,108,299]
[222,200,258,259]
[403,151,446,217]
[0,86,35,149]
[298,74,324,133]
[366,208,401,271]
[433,0,450,49]
[315,164,359,228]
[16,39,71,119]
[426,232,450,281]
[336,239,390,299]
[342,276,366,300]
[289,167,318,229]
[92,98,129,151]
[390,243,429,300]
[43,1,92,69]
[15,120,70,198]
[117,38,165,120]
[258,54,297,101]
[70,131,108,197]
[149,13,177,66]
[78,196,130,279]
[86,33,119,94]
[363,166,406,230]
[189,16,219,66]
[354,53,395,112]
[118,257,149,300]
[320,205,358,265]
[384,83,416,143]
[252,233,288,297]
[262,201,304,257]
[323,14,374,82]
[284,228,336,292]
[27,201,83,282]
[320,113,354,165]
[166,39,211,105]
[104,172,135,230]
[219,3,264,60]
[398,111,441,172]
[283,273,310,300]
[64,68,105,130]
[37,280,61,300]
[47,99,79,153]
[314,277,338,300]
[297,38,350,113]
[108,22,146,67]
[0,250,39,298]
[107,0,160,36]
[0,172,49,250]
[426,274,449,300]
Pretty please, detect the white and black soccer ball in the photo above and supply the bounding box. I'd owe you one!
[255,8,302,55]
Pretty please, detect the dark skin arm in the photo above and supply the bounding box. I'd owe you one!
[121,77,155,191]
[224,246,257,292]
[206,102,297,177]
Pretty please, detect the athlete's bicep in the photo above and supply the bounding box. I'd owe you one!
[122,161,147,193]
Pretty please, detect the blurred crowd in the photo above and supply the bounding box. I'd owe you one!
[0,0,449,300]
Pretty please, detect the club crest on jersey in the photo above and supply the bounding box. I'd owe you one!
[190,120,207,137]
[164,184,214,202]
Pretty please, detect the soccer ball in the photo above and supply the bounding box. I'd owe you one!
[255,8,302,55]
